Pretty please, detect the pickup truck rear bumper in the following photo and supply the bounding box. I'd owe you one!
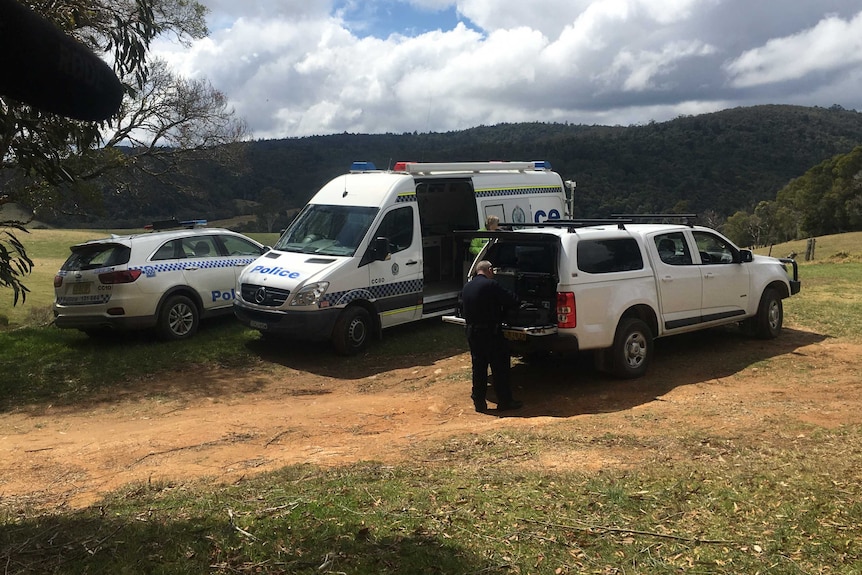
[442,315,580,355]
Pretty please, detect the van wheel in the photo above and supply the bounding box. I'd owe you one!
[157,295,199,340]
[332,307,371,355]
[753,288,782,339]
[610,317,652,379]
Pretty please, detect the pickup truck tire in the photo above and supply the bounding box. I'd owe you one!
[332,307,371,355]
[610,317,653,379]
[753,287,783,339]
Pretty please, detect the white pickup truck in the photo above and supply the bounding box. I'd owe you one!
[444,217,801,378]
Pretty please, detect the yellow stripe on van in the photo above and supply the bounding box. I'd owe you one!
[381,305,422,317]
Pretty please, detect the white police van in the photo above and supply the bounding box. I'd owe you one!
[53,220,267,340]
[234,160,568,353]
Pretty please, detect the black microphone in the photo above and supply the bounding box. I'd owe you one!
[0,0,123,121]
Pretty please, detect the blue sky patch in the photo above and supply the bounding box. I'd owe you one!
[334,1,471,38]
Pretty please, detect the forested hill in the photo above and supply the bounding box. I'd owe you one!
[65,104,862,229]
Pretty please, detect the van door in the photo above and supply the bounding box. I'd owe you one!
[415,178,479,285]
[364,204,423,327]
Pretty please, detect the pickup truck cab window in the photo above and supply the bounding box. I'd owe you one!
[654,232,692,265]
[693,231,736,264]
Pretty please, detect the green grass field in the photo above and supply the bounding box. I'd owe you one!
[1,227,860,574]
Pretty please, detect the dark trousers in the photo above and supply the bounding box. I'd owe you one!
[467,326,514,405]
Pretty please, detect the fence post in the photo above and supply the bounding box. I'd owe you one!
[805,237,816,261]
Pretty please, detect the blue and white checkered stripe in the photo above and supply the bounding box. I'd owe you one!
[132,257,256,278]
[475,185,562,198]
[323,278,423,307]
[396,186,561,202]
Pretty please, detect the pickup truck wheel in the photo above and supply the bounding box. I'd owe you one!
[753,288,783,339]
[611,318,652,379]
[157,295,199,340]
[332,307,371,355]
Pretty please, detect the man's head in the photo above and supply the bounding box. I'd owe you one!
[475,260,494,277]
[485,215,500,230]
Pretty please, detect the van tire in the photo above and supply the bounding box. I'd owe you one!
[753,288,783,339]
[157,295,199,340]
[610,317,652,379]
[332,307,371,355]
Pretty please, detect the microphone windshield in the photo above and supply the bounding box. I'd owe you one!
[0,0,123,121]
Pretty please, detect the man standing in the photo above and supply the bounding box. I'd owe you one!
[460,260,523,412]
[469,215,500,256]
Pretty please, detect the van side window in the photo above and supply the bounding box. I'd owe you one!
[374,206,414,254]
[577,238,643,274]
[654,232,692,265]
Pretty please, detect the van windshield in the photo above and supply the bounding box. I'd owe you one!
[275,204,378,256]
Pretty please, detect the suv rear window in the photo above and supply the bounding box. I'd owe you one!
[487,242,556,273]
[62,244,131,271]
[577,238,643,274]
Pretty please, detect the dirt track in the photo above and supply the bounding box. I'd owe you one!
[1,325,859,510]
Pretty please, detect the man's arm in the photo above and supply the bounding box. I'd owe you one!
[496,282,521,309]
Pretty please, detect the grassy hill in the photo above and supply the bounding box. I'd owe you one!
[39,104,862,230]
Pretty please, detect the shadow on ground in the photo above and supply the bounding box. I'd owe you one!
[481,327,828,419]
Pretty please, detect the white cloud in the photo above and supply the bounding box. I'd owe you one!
[151,1,862,139]
[605,41,717,92]
[725,10,862,87]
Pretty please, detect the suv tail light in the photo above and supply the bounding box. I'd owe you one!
[99,270,142,284]
[53,275,63,288]
[557,292,576,328]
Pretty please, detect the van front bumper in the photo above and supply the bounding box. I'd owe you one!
[233,301,340,341]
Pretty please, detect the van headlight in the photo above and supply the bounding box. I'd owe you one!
[290,281,330,306]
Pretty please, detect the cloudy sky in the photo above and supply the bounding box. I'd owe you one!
[152,0,862,140]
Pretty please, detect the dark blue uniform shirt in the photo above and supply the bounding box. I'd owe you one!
[460,274,520,327]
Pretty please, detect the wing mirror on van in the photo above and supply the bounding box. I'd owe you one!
[738,249,754,263]
[373,237,390,261]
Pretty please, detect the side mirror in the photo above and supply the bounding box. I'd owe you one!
[738,249,753,263]
[373,237,390,261]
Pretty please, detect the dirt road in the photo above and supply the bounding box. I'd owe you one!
[1,326,859,510]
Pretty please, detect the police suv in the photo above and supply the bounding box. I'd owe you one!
[445,215,801,378]
[53,220,267,340]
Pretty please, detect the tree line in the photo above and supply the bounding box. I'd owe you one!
[725,144,862,247]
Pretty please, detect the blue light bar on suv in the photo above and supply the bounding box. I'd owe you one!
[349,161,377,172]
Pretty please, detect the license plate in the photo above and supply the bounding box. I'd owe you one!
[72,282,92,295]
[250,320,268,330]
[503,330,526,341]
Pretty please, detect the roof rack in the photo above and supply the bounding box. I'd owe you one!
[500,218,633,232]
[611,213,698,226]
[144,218,207,231]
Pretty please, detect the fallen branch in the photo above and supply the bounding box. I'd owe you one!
[519,517,732,544]
[227,508,258,541]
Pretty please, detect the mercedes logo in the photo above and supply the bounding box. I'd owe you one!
[254,286,267,304]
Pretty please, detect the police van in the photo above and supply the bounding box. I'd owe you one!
[233,160,568,353]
